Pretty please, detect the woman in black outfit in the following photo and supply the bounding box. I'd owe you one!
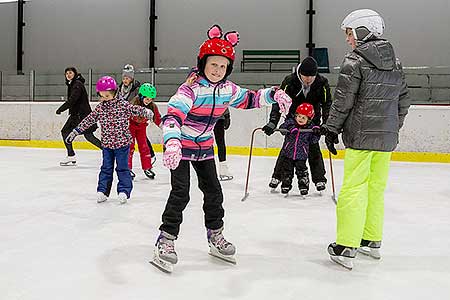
[56,67,101,166]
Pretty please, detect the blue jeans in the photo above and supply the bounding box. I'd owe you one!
[97,145,132,198]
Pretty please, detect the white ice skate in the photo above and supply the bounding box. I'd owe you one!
[218,161,233,181]
[150,232,178,273]
[97,192,108,203]
[118,192,128,205]
[207,227,236,264]
[358,240,382,260]
[60,155,76,166]
[328,243,356,270]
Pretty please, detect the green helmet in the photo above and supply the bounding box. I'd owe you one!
[139,83,157,99]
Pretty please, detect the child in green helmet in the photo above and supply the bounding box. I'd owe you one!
[128,83,161,179]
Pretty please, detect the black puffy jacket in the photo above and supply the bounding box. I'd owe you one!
[326,39,411,152]
[268,73,332,126]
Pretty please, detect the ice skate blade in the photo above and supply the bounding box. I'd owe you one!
[209,252,236,264]
[329,255,353,270]
[150,255,174,273]
[60,162,76,166]
[97,198,107,203]
[358,247,381,260]
[219,175,233,181]
[209,246,236,264]
[270,188,278,193]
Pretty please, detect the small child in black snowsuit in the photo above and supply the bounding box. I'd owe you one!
[279,103,320,195]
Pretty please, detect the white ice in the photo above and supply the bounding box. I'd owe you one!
[1,146,450,300]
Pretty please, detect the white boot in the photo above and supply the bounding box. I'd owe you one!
[60,155,76,166]
[218,161,233,181]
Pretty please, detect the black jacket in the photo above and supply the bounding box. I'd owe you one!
[57,74,92,119]
[268,73,332,126]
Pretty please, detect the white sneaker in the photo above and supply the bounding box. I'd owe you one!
[60,155,76,166]
[97,192,108,203]
[118,192,128,204]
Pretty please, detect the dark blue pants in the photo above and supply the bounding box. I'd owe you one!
[97,145,132,198]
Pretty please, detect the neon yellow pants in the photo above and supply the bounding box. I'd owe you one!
[336,148,392,248]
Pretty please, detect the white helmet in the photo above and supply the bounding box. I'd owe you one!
[341,9,385,42]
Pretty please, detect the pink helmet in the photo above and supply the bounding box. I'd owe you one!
[96,76,117,92]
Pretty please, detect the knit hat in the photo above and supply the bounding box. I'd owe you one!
[298,56,318,76]
[122,64,135,79]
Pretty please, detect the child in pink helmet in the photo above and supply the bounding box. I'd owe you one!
[66,76,153,204]
[151,24,292,273]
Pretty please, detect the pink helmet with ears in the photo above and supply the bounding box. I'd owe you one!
[96,76,117,92]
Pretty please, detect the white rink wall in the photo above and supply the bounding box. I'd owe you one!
[0,102,449,153]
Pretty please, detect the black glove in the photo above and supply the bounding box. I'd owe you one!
[324,128,339,155]
[262,122,276,136]
[312,126,321,136]
[223,117,231,130]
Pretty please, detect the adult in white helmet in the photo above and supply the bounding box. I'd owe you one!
[322,9,411,270]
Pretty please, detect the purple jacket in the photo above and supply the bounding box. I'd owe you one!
[279,118,320,160]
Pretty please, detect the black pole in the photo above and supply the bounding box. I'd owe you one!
[17,0,25,75]
[306,0,315,57]
[149,0,157,68]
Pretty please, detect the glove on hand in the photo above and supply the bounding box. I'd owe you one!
[65,129,79,144]
[273,89,292,115]
[262,122,276,136]
[163,139,182,170]
[323,127,339,155]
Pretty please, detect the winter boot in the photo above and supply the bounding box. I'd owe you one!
[151,231,178,273]
[328,242,357,270]
[218,161,233,181]
[144,168,156,179]
[60,155,76,166]
[358,239,382,259]
[207,227,236,264]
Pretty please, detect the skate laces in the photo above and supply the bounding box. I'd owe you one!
[211,232,231,250]
[159,237,175,254]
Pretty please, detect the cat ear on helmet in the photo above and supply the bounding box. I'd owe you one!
[224,31,239,46]
[207,24,223,39]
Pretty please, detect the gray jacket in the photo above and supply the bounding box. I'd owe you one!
[326,39,411,152]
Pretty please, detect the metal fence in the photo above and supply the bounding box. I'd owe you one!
[0,66,449,104]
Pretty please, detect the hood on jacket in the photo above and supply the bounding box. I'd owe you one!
[355,39,396,71]
[66,73,85,86]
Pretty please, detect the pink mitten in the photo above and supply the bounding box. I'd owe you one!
[163,139,182,170]
[273,89,292,115]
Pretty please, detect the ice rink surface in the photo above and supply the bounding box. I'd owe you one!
[1,146,449,300]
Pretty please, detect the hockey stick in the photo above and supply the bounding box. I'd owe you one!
[328,151,337,205]
[241,127,313,202]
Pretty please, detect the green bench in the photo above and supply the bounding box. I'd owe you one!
[240,50,301,72]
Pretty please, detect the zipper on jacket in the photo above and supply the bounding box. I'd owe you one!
[193,83,218,161]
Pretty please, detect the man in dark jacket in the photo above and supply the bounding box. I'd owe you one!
[56,67,101,166]
[262,56,332,192]
[323,9,411,270]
